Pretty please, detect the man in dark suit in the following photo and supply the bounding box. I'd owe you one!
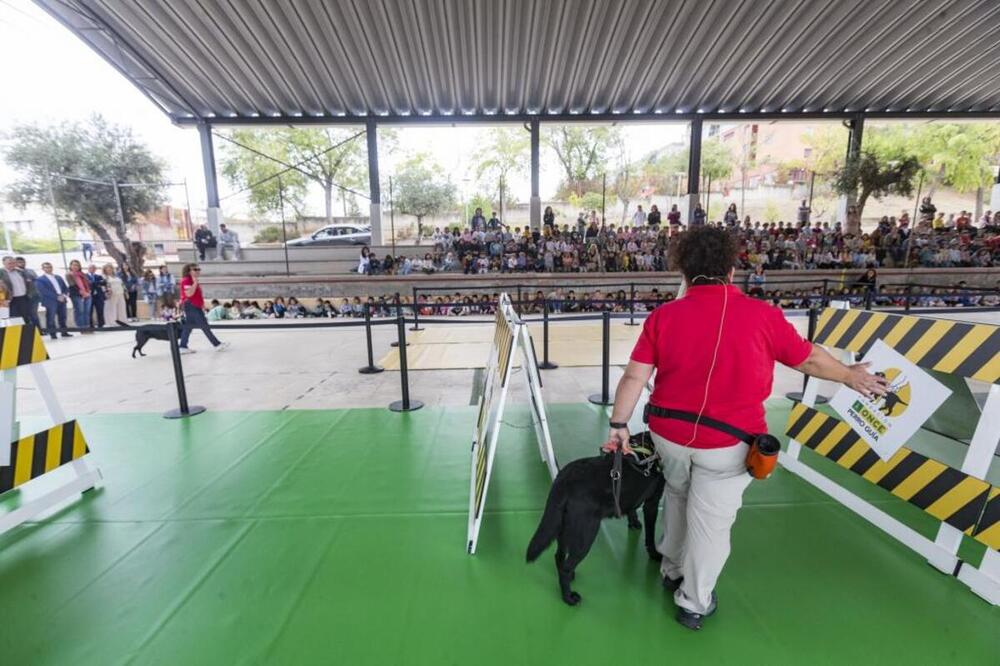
[36,262,72,340]
[86,263,106,328]
[15,256,41,327]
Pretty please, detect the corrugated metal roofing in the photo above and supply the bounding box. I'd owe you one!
[34,0,1000,123]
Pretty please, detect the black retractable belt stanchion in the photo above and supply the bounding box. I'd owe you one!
[625,282,638,326]
[538,298,558,370]
[588,310,614,406]
[821,279,829,307]
[785,306,827,405]
[864,285,873,311]
[389,295,409,348]
[516,285,523,315]
[389,311,423,412]
[904,283,912,312]
[163,320,206,419]
[358,302,384,374]
[410,285,422,331]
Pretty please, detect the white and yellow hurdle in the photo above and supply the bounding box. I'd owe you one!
[0,320,100,536]
[783,303,1000,605]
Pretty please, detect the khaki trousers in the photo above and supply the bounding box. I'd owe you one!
[651,432,753,615]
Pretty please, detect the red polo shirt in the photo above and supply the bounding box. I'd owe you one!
[180,276,204,308]
[631,285,812,448]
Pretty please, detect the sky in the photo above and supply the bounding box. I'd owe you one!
[0,0,687,219]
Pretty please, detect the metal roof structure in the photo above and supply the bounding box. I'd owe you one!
[35,0,1000,125]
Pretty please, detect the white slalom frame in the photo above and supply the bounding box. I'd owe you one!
[467,294,556,554]
[781,303,1000,604]
[0,319,101,537]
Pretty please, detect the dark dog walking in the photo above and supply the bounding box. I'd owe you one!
[117,320,170,358]
[526,432,665,606]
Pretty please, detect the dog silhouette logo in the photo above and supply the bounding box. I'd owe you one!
[873,368,910,417]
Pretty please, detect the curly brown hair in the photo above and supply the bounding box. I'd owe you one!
[668,226,737,283]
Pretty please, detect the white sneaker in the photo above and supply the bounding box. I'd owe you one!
[215,342,230,352]
[179,347,196,354]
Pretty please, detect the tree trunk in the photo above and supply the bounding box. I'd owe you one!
[851,189,870,235]
[415,215,423,246]
[621,201,629,225]
[974,185,984,224]
[324,184,333,225]
[87,221,128,268]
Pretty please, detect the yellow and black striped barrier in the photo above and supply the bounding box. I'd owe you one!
[0,420,90,494]
[473,309,517,520]
[812,308,999,383]
[785,403,998,550]
[0,323,49,371]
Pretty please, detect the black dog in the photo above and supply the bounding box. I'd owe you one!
[117,320,170,358]
[526,432,665,606]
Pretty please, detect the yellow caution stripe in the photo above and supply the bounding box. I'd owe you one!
[971,487,1000,550]
[473,308,517,519]
[0,323,49,371]
[811,308,999,384]
[0,420,89,494]
[785,403,995,547]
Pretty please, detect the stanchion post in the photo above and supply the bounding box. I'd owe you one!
[625,282,638,326]
[864,285,873,311]
[389,311,423,412]
[389,293,409,348]
[538,298,558,370]
[821,278,829,307]
[588,310,614,406]
[516,285,523,315]
[163,320,206,419]
[785,304,827,404]
[904,283,912,312]
[359,302,384,374]
[410,285,422,331]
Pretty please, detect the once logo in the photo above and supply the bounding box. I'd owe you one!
[872,367,911,418]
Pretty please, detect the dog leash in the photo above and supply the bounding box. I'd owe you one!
[609,432,659,519]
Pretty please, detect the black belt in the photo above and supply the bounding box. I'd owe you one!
[643,403,755,445]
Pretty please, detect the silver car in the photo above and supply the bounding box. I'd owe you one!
[286,224,371,246]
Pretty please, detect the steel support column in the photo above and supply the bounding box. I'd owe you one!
[991,164,1000,211]
[686,118,702,224]
[198,123,222,234]
[366,118,384,246]
[529,119,540,230]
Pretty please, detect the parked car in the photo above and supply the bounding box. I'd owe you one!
[285,224,371,246]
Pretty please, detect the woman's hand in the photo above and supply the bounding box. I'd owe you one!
[601,427,632,454]
[844,362,889,400]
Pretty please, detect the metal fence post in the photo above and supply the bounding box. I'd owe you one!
[389,311,423,412]
[163,320,206,419]
[410,285,422,331]
[588,310,613,406]
[625,282,638,326]
[904,283,912,312]
[538,298,558,370]
[359,302,384,374]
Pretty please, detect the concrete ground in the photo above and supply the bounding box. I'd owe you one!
[10,314,829,419]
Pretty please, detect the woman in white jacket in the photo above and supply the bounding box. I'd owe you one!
[357,246,371,274]
[102,263,128,324]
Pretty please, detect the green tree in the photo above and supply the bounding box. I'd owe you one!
[473,127,529,205]
[544,126,621,197]
[3,115,165,270]
[393,155,457,243]
[654,140,733,194]
[833,151,922,230]
[219,127,386,224]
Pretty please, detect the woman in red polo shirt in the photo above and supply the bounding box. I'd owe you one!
[178,263,228,353]
[605,226,885,630]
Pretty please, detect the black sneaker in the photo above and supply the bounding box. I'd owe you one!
[675,592,718,631]
[661,575,683,592]
[61,333,73,338]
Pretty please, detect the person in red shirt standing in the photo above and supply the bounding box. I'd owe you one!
[178,263,228,353]
[604,227,886,630]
